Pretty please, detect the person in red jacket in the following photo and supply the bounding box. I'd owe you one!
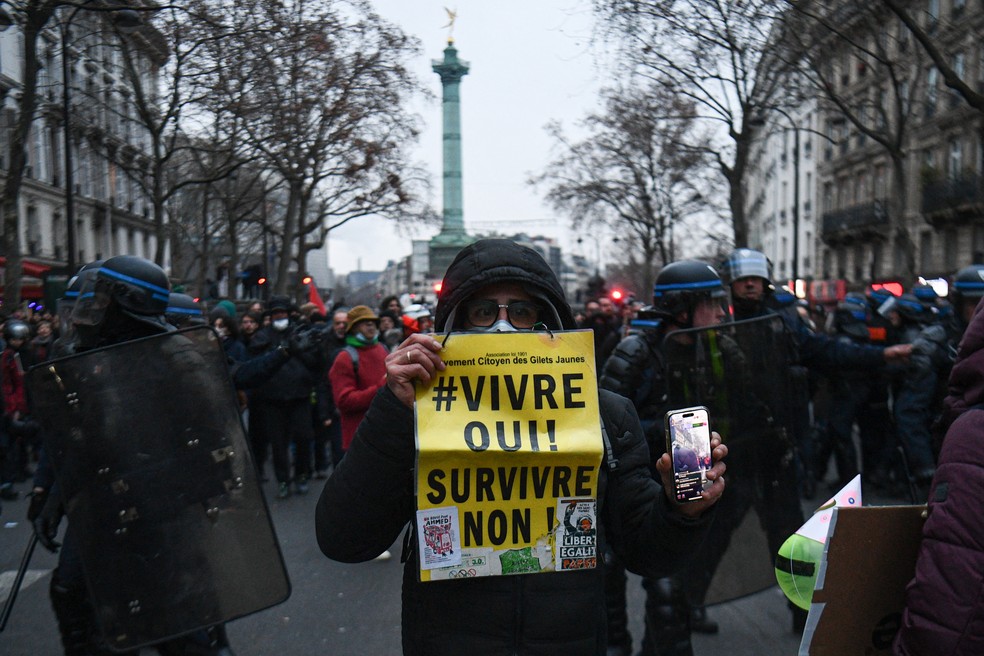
[1,319,34,499]
[328,306,388,454]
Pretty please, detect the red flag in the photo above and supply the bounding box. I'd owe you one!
[308,282,327,315]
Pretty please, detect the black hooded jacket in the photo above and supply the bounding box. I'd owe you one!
[315,239,712,655]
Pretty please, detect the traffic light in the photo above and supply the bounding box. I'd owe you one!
[302,274,313,285]
[257,277,267,286]
[610,289,624,303]
[433,282,442,294]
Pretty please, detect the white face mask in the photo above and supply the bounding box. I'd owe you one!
[478,319,518,333]
[272,318,289,332]
[214,326,229,338]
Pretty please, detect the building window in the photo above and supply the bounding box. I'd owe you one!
[972,224,984,261]
[920,231,933,272]
[978,134,984,174]
[926,67,938,117]
[927,0,939,29]
[945,228,959,270]
[949,138,963,179]
[951,53,965,107]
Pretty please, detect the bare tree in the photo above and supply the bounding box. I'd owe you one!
[1,1,56,307]
[94,1,246,268]
[593,0,793,248]
[532,84,719,296]
[208,0,432,297]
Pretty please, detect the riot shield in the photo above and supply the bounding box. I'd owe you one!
[26,326,290,651]
[662,314,802,605]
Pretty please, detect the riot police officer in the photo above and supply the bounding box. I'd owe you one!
[599,260,729,656]
[29,256,290,655]
[717,248,911,632]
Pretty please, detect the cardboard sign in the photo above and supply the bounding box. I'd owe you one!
[800,505,927,655]
[414,330,602,582]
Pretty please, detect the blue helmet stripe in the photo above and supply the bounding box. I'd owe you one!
[955,281,984,290]
[99,267,170,296]
[653,279,723,295]
[166,307,203,316]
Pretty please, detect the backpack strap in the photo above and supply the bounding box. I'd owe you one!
[344,345,360,383]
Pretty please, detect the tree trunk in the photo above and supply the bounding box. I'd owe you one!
[2,6,50,307]
[891,153,916,282]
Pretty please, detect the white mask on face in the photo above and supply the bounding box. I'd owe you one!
[272,318,289,332]
[478,319,518,333]
[214,326,229,338]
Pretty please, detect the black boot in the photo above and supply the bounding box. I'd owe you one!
[640,576,693,656]
[49,573,95,656]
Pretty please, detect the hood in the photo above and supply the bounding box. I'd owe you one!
[434,239,576,332]
[939,297,984,431]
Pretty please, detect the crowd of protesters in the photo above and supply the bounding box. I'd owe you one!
[3,249,979,656]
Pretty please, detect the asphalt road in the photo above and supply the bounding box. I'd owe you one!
[1,472,910,655]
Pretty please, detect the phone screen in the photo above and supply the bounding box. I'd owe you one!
[665,407,712,503]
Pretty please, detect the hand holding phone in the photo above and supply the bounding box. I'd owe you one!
[664,406,713,503]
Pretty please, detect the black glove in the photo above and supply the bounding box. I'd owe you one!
[288,324,329,372]
[34,489,64,553]
[27,488,48,522]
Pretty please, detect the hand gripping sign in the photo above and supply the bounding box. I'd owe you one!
[414,330,603,582]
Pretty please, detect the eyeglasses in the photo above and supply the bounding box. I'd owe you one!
[464,300,541,329]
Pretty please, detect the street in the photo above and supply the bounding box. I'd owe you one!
[1,474,904,655]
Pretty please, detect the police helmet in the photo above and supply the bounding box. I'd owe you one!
[652,260,728,323]
[841,292,869,321]
[75,255,171,331]
[3,319,30,341]
[832,303,869,340]
[866,286,895,309]
[879,292,926,323]
[911,282,938,302]
[166,293,206,327]
[951,264,984,304]
[720,248,773,286]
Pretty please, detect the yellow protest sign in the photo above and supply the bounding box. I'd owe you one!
[414,330,603,582]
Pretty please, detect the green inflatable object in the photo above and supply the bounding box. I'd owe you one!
[775,532,824,611]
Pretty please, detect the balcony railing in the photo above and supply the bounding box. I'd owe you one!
[922,172,984,217]
[821,199,889,239]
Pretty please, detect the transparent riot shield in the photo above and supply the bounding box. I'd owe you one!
[662,314,802,605]
[26,326,290,651]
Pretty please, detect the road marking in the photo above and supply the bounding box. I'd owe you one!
[0,570,49,598]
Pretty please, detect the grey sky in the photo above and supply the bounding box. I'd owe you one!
[326,0,603,275]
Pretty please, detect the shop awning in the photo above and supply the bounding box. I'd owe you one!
[0,256,53,278]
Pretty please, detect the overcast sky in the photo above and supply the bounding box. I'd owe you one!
[325,0,605,275]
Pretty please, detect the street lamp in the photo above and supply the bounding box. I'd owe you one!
[58,5,141,271]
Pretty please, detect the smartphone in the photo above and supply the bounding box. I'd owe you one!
[664,406,712,503]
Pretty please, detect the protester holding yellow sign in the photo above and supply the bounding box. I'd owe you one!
[316,239,727,656]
